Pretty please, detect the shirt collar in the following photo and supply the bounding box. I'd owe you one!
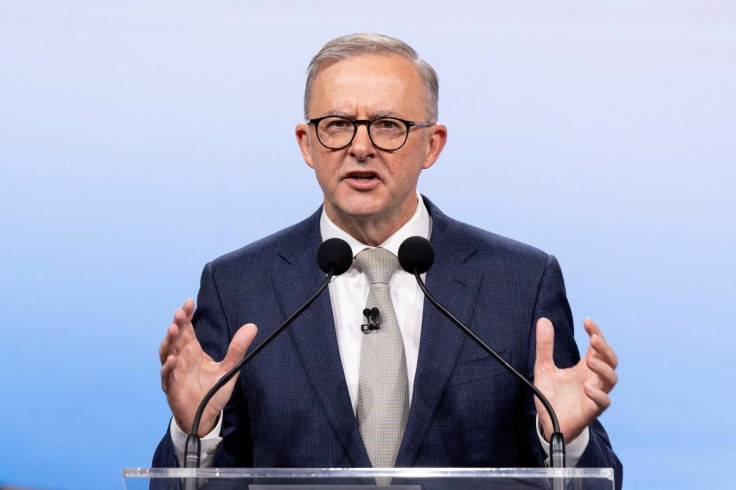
[319,192,431,258]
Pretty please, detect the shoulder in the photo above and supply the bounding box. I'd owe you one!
[424,195,553,272]
[204,207,322,278]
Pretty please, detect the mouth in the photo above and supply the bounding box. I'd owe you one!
[345,170,379,181]
[343,170,381,190]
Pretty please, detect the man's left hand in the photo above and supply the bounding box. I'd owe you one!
[534,317,619,443]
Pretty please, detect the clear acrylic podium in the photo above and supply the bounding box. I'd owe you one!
[122,467,615,489]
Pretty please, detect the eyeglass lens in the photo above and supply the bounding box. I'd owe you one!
[316,117,408,150]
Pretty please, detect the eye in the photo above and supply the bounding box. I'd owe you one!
[323,117,352,130]
[373,118,402,131]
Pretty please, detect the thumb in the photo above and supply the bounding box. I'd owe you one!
[535,317,556,371]
[221,323,258,371]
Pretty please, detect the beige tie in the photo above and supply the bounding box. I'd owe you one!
[355,247,409,482]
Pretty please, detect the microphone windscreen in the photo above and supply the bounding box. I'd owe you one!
[317,238,353,275]
[398,236,435,274]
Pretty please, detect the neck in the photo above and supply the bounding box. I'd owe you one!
[325,199,419,247]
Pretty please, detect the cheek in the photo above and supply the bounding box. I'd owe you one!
[388,155,424,183]
[396,140,430,173]
[312,156,341,182]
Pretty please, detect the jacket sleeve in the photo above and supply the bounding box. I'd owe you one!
[152,262,254,468]
[530,255,623,490]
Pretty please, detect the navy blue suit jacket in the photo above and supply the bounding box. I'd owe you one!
[153,197,622,487]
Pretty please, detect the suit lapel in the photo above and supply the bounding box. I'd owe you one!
[396,202,482,466]
[272,218,370,467]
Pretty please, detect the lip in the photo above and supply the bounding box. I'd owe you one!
[343,170,381,190]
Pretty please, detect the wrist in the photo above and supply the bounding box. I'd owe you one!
[198,412,221,437]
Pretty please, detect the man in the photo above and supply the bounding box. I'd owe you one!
[154,33,622,486]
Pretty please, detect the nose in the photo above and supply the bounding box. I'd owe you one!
[348,122,376,160]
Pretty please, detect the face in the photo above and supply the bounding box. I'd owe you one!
[296,54,447,243]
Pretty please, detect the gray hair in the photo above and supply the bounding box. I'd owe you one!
[304,33,439,122]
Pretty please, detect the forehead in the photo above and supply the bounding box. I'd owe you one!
[308,54,426,119]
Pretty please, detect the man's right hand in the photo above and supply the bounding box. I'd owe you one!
[159,298,258,436]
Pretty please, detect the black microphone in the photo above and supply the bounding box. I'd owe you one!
[398,236,567,469]
[361,307,380,333]
[183,238,353,472]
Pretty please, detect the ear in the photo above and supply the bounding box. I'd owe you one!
[421,124,448,170]
[295,123,315,169]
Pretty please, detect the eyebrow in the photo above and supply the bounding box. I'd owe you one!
[372,110,396,118]
[325,110,399,120]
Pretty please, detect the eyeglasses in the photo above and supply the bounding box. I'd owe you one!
[308,116,433,151]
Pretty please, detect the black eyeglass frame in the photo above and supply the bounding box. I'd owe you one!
[307,116,433,151]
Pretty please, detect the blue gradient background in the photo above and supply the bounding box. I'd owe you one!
[1,1,734,488]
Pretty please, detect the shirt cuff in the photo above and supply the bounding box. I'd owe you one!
[170,413,224,467]
[536,415,589,468]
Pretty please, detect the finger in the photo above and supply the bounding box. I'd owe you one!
[584,318,619,368]
[173,307,190,329]
[159,323,180,365]
[583,383,612,413]
[172,305,197,344]
[583,317,604,339]
[586,357,619,392]
[590,333,619,369]
[173,298,195,328]
[221,324,259,372]
[182,298,195,318]
[535,317,556,370]
[160,354,178,393]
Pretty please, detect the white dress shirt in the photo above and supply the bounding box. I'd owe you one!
[319,194,430,413]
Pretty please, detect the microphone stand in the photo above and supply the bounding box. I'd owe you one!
[184,268,337,471]
[180,233,353,490]
[182,237,352,477]
[410,268,568,490]
[408,268,566,472]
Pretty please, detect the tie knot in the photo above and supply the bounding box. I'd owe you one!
[355,247,399,285]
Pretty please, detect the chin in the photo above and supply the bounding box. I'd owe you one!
[330,191,386,215]
[343,205,386,220]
